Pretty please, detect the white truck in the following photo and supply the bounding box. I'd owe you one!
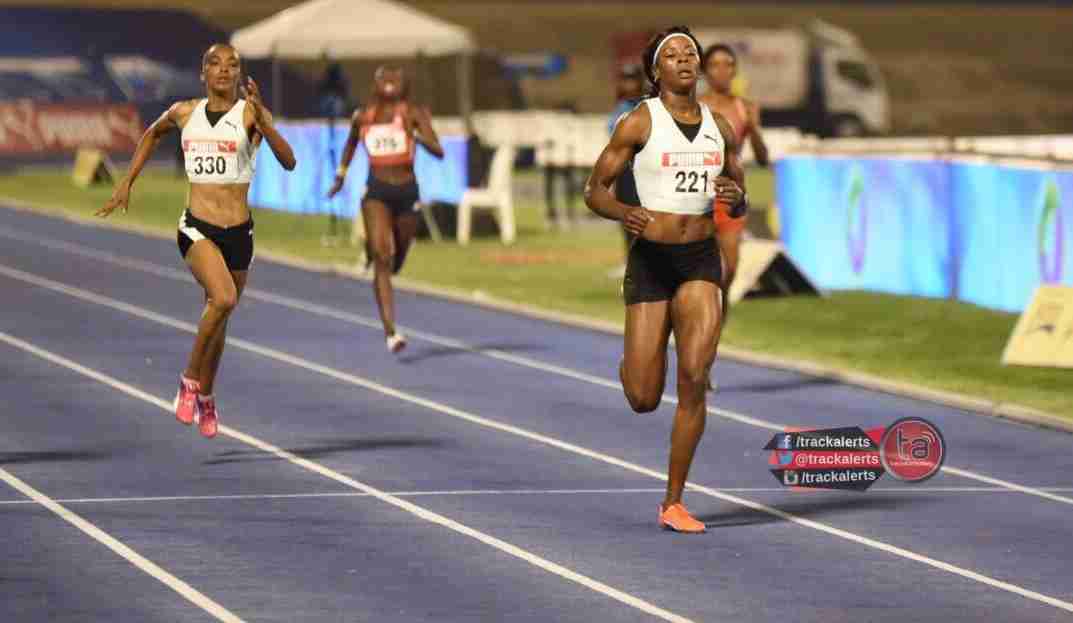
[619,20,890,137]
[695,20,889,137]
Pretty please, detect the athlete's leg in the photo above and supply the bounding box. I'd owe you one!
[707,220,743,390]
[716,225,743,326]
[664,280,721,509]
[183,241,239,388]
[199,270,247,395]
[363,198,400,337]
[621,300,672,413]
[392,210,420,275]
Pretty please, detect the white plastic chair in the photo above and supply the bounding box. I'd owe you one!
[456,143,517,245]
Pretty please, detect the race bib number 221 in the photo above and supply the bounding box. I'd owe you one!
[661,151,721,195]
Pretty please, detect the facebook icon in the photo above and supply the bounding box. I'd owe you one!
[777,434,793,450]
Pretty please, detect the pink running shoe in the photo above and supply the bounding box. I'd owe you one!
[197,395,218,439]
[173,376,200,426]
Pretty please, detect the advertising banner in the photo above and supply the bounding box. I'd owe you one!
[776,155,1073,312]
[0,100,143,155]
[776,155,952,299]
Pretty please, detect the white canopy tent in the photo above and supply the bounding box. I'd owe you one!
[231,0,477,116]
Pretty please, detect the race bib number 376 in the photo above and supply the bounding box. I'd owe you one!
[661,151,721,195]
[365,125,409,157]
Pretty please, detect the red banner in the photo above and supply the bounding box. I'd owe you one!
[0,101,144,155]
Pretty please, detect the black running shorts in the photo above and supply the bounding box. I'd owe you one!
[365,175,420,216]
[177,209,254,271]
[622,237,721,305]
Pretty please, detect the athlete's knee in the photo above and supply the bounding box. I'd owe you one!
[625,387,661,413]
[208,287,238,313]
[370,244,396,270]
[677,359,710,391]
[621,367,662,412]
[721,251,739,287]
[722,265,738,289]
[720,275,735,293]
[392,251,407,274]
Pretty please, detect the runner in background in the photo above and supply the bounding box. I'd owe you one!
[699,43,770,391]
[328,65,444,354]
[606,62,646,279]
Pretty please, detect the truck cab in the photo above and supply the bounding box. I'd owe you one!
[687,20,890,137]
[810,19,889,137]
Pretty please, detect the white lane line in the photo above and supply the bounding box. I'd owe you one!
[3,268,1073,615]
[1,486,1070,507]
[0,489,666,506]
[0,331,694,623]
[0,467,244,623]
[0,225,776,431]
[3,226,1069,509]
[0,492,370,505]
[939,467,1073,506]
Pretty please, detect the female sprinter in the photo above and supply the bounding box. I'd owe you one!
[96,43,296,438]
[327,65,444,354]
[584,27,746,533]
[699,43,769,390]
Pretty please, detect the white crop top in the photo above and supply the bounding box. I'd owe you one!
[181,99,257,184]
[632,97,725,215]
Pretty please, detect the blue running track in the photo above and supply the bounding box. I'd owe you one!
[1,205,1071,622]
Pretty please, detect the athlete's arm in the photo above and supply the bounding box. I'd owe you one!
[327,109,363,198]
[96,100,189,217]
[244,78,296,171]
[412,105,444,159]
[584,105,653,236]
[713,113,747,216]
[745,100,770,167]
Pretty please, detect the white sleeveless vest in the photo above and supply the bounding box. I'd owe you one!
[632,97,725,215]
[181,99,257,184]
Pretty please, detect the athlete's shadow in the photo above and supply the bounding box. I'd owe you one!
[203,436,448,465]
[719,377,840,394]
[397,342,547,365]
[0,448,129,465]
[698,493,938,528]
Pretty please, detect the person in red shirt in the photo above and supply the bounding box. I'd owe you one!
[329,66,444,354]
[699,43,769,390]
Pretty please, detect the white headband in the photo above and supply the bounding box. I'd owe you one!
[652,33,696,68]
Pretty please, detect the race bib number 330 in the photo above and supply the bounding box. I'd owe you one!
[661,151,721,195]
[184,140,238,182]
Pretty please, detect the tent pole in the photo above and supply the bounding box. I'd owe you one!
[415,49,425,107]
[457,52,473,123]
[271,52,282,115]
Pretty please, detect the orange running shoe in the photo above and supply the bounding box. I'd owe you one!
[173,376,200,426]
[196,395,218,439]
[659,503,706,533]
